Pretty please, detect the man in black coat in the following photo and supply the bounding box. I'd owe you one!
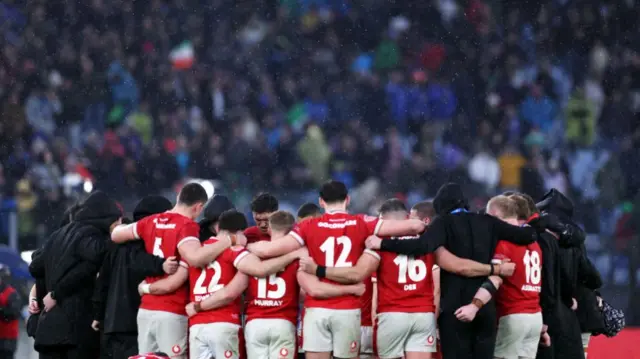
[198,194,235,240]
[29,191,122,359]
[93,195,179,359]
[369,183,549,359]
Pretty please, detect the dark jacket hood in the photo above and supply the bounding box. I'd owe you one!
[433,183,469,215]
[74,191,122,233]
[536,188,574,222]
[133,195,173,221]
[199,195,235,239]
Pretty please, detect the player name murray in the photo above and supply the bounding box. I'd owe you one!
[253,299,284,307]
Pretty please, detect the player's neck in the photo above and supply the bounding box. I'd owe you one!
[324,205,347,214]
[168,205,193,220]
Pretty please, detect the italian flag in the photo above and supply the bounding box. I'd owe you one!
[170,41,194,69]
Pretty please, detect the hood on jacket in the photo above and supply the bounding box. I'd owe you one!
[74,191,123,233]
[199,195,235,239]
[536,188,574,222]
[433,182,469,215]
[58,203,82,229]
[133,195,173,221]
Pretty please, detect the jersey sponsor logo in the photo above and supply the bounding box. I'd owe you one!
[152,218,176,229]
[224,350,233,358]
[317,220,357,229]
[363,215,377,222]
[427,335,435,345]
[279,348,289,358]
[172,345,181,354]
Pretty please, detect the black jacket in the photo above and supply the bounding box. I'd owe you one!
[93,241,165,333]
[28,191,120,350]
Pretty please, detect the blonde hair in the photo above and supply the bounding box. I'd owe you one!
[486,195,518,218]
[269,210,296,234]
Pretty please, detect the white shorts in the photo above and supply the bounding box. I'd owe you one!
[375,312,437,359]
[494,312,543,359]
[189,322,241,359]
[361,326,374,355]
[245,319,297,359]
[303,307,361,358]
[137,309,188,358]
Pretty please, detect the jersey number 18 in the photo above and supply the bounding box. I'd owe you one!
[523,250,541,285]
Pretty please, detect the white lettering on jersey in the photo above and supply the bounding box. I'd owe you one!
[253,299,284,307]
[317,220,357,229]
[521,285,541,292]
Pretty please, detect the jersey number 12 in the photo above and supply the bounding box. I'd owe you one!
[320,236,353,267]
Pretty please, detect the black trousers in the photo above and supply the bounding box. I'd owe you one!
[101,333,138,359]
[0,349,14,359]
[439,305,497,359]
[536,306,584,359]
[38,347,84,359]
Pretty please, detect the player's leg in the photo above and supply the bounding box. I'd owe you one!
[374,312,408,359]
[136,309,159,353]
[404,312,436,359]
[302,308,333,359]
[517,313,544,359]
[330,308,361,359]
[493,314,528,359]
[360,325,374,359]
[266,319,297,359]
[189,325,211,359]
[437,311,473,359]
[155,311,189,358]
[205,322,243,359]
[245,319,271,359]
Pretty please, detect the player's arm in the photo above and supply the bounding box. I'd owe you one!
[111,223,139,243]
[179,239,232,268]
[199,272,250,311]
[376,218,426,238]
[302,251,380,284]
[433,265,441,319]
[434,247,507,277]
[236,248,305,278]
[372,277,378,320]
[378,217,447,256]
[140,265,189,295]
[246,235,302,258]
[297,271,364,298]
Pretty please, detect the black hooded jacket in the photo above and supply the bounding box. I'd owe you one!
[29,191,120,350]
[93,195,172,334]
[537,189,603,334]
[380,183,545,311]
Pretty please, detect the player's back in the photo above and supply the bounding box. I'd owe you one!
[245,261,299,325]
[290,211,381,309]
[493,240,542,318]
[189,238,249,326]
[377,236,435,313]
[136,212,197,314]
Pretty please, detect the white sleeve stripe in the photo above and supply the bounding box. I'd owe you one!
[177,236,199,248]
[233,251,250,268]
[373,219,384,236]
[290,231,305,245]
[364,249,381,261]
[132,223,140,239]
[371,276,377,283]
[491,259,502,264]
[179,261,189,268]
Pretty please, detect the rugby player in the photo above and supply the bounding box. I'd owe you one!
[247,181,426,359]
[245,192,279,243]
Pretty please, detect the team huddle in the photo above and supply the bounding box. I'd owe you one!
[108,180,576,359]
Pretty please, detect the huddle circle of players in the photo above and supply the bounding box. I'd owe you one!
[112,181,546,359]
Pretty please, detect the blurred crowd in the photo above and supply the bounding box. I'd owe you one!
[1,0,640,275]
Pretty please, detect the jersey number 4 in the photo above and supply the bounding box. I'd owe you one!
[320,236,353,267]
[193,261,224,294]
[256,274,286,299]
[523,250,541,285]
[393,255,427,283]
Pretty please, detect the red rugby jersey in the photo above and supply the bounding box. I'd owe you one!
[376,236,435,314]
[244,226,270,244]
[245,261,300,325]
[360,276,374,326]
[492,240,542,318]
[188,238,249,326]
[135,212,197,315]
[289,211,382,310]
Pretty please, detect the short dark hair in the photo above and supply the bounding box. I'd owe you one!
[297,203,321,220]
[319,180,348,204]
[411,201,436,220]
[177,183,208,206]
[379,198,407,215]
[250,193,279,214]
[269,211,296,233]
[502,191,516,197]
[218,210,248,232]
